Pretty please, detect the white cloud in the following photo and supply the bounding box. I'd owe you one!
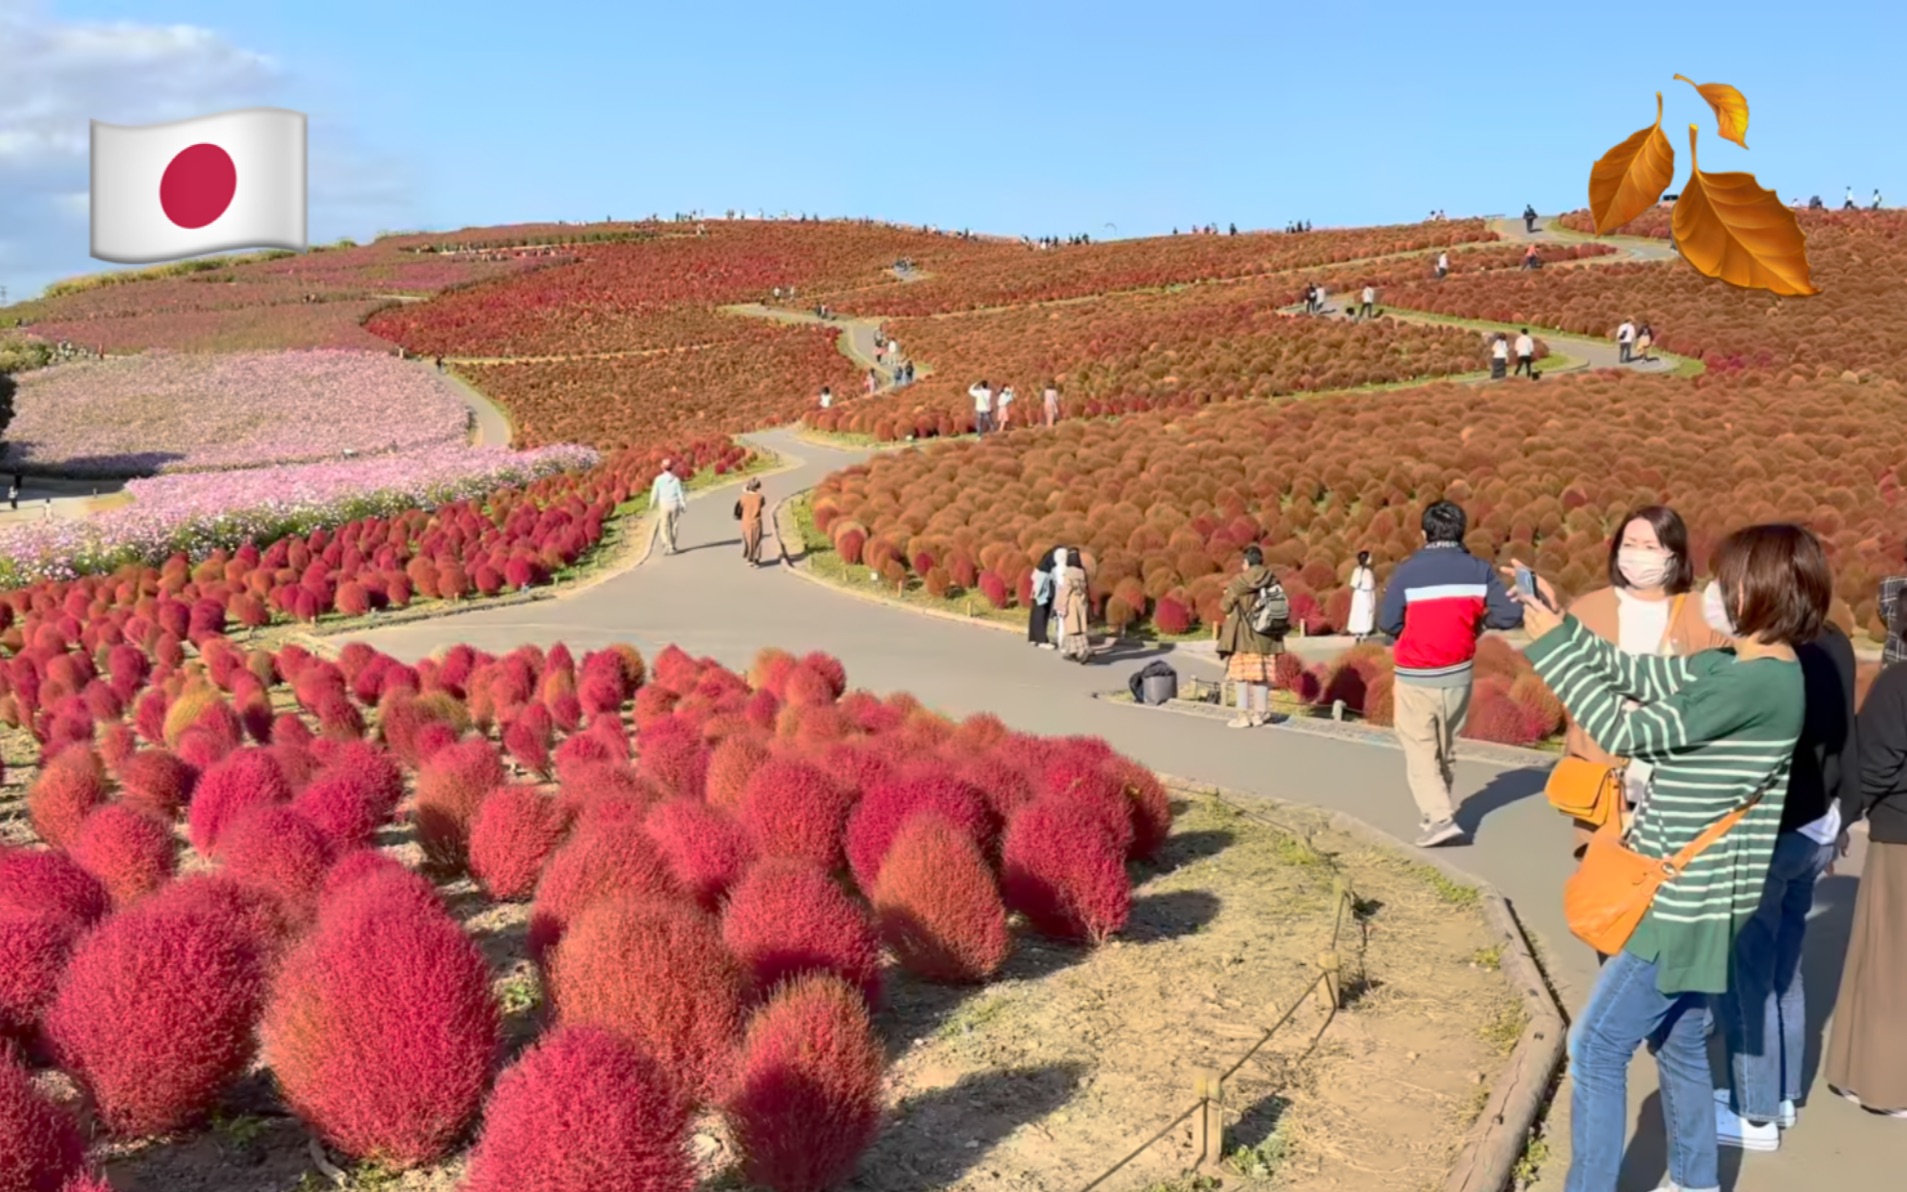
[0,0,412,299]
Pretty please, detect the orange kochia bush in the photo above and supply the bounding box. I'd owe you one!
[812,366,1907,639]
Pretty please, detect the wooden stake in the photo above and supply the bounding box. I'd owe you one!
[1316,951,1342,1012]
[1195,1068,1225,1165]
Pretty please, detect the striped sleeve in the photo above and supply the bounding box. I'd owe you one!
[1527,620,1747,763]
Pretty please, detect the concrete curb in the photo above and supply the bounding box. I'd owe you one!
[1095,691,1556,771]
[1156,775,1566,1192]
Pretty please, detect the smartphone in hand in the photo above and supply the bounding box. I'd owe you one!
[1514,565,1537,600]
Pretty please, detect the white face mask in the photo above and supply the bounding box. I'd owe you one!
[1617,547,1674,590]
[1702,580,1737,638]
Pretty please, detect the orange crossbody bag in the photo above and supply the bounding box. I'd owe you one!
[1542,594,1686,828]
[1564,787,1763,955]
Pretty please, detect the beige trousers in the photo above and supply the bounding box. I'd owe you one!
[657,505,682,553]
[1392,681,1471,823]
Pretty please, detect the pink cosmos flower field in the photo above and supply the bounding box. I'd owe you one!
[0,443,598,586]
[4,350,471,476]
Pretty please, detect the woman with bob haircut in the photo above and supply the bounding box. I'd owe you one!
[1558,507,1730,860]
[1510,523,1826,1192]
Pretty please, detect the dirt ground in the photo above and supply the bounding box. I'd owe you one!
[5,722,1519,1192]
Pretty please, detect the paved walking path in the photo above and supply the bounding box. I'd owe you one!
[341,220,1893,1190]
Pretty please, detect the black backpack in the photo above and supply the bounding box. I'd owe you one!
[1248,582,1291,636]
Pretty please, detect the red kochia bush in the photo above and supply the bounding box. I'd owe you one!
[0,911,80,1045]
[0,1051,87,1192]
[635,717,709,800]
[188,747,293,856]
[527,821,680,962]
[871,815,1010,983]
[459,1026,694,1192]
[844,773,995,896]
[1104,757,1173,862]
[722,859,882,1006]
[642,798,756,911]
[0,848,110,928]
[114,748,197,820]
[469,786,571,901]
[739,758,855,871]
[547,897,745,1104]
[262,890,498,1167]
[70,803,177,907]
[219,805,337,922]
[45,878,270,1136]
[1001,799,1132,943]
[706,734,772,810]
[26,749,107,851]
[722,974,885,1192]
[413,739,506,871]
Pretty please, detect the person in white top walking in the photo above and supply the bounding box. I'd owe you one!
[1435,251,1450,280]
[648,460,688,555]
[1042,381,1062,428]
[1513,329,1536,378]
[1490,333,1510,380]
[969,379,995,435]
[1359,285,1376,319]
[996,384,1016,430]
[818,385,833,409]
[1347,550,1378,639]
[1616,318,1637,364]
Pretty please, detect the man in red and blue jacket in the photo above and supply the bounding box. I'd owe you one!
[1377,500,1524,847]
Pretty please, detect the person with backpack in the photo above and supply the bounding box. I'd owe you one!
[1028,549,1059,649]
[1217,545,1289,728]
[1377,501,1523,846]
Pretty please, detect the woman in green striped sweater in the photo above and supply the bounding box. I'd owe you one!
[1512,524,1827,1192]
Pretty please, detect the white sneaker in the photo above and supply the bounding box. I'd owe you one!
[1226,715,1255,728]
[1714,1087,1796,1129]
[1037,643,1055,651]
[1714,1097,1780,1151]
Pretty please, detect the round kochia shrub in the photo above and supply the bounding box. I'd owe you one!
[642,797,757,911]
[722,859,882,1006]
[844,773,994,896]
[458,1026,694,1192]
[1000,798,1132,943]
[45,877,271,1136]
[547,897,745,1104]
[739,757,855,871]
[413,738,506,871]
[0,848,110,928]
[26,749,106,851]
[262,888,499,1167]
[526,820,680,962]
[188,747,293,856]
[0,911,80,1046]
[871,814,1010,984]
[70,803,177,907]
[114,748,197,820]
[722,975,886,1192]
[0,1051,87,1192]
[469,785,571,901]
[219,805,337,922]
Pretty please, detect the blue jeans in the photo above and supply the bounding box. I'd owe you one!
[1566,950,1717,1192]
[1718,830,1835,1120]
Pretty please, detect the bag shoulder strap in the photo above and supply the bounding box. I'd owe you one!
[1664,788,1765,873]
[1658,593,1688,654]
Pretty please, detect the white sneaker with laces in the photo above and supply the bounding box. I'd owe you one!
[1714,1096,1780,1151]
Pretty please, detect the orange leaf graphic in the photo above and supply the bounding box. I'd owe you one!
[1672,125,1818,297]
[1674,73,1750,149]
[1587,92,1676,234]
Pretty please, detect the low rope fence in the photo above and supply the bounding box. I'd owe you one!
[1076,794,1364,1190]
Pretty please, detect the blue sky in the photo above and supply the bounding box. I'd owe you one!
[2,0,1900,298]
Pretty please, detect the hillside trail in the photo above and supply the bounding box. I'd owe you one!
[347,218,1887,1191]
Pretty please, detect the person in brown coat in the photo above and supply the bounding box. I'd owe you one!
[1558,506,1727,858]
[1056,548,1092,663]
[735,479,767,567]
[1217,545,1288,728]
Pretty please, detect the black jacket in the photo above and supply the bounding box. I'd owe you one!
[1783,626,1858,835]
[1854,659,1907,844]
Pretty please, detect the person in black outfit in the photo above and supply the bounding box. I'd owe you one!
[1523,204,1538,233]
[1715,622,1858,1143]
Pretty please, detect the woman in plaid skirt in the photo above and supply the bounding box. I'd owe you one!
[1217,545,1287,727]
